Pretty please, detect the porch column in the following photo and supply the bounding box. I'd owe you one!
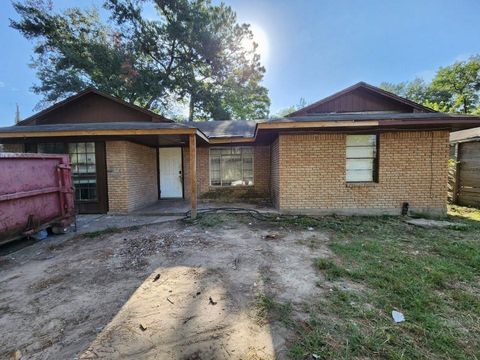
[189,134,197,219]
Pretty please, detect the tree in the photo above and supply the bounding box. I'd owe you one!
[11,0,270,120]
[430,56,480,113]
[273,97,308,118]
[380,78,429,104]
[380,56,480,114]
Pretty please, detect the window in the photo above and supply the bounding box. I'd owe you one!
[346,135,378,182]
[38,143,65,154]
[68,142,97,201]
[210,147,254,186]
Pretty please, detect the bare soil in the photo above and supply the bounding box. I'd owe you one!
[0,215,331,359]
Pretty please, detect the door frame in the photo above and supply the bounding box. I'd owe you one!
[158,147,184,199]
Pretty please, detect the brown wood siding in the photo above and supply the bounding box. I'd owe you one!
[29,93,155,125]
[305,88,414,114]
[456,141,480,207]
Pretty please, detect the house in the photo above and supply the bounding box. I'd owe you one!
[450,127,480,207]
[1,82,480,217]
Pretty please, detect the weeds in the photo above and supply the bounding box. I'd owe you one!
[313,258,349,281]
[287,207,480,359]
[256,294,294,327]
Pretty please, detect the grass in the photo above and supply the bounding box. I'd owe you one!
[260,206,480,359]
[256,294,294,328]
[184,213,237,228]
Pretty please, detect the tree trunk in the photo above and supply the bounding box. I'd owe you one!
[189,94,195,121]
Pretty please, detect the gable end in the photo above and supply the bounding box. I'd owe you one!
[288,82,435,116]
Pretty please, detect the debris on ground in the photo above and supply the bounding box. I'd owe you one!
[1,215,327,359]
[263,233,278,240]
[392,310,405,323]
[152,274,160,282]
[405,218,466,228]
[9,349,22,360]
[209,297,217,305]
[117,233,177,269]
[139,324,147,332]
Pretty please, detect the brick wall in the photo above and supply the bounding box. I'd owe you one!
[106,141,158,213]
[270,138,280,208]
[183,145,271,200]
[1,143,25,153]
[276,131,450,215]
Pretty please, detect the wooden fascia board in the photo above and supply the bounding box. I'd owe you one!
[0,128,197,139]
[254,120,380,137]
[208,137,256,144]
[195,129,209,142]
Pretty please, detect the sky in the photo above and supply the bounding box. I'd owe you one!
[1,0,480,126]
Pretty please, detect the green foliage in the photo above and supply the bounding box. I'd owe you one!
[11,0,270,120]
[256,293,294,327]
[380,56,480,114]
[313,258,349,280]
[273,97,308,118]
[288,210,480,359]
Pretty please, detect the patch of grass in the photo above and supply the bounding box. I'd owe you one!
[83,227,121,239]
[270,215,321,229]
[313,258,349,281]
[285,207,480,359]
[256,294,293,327]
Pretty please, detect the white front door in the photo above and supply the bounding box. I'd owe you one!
[159,147,183,198]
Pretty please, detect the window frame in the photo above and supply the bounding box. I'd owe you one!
[68,142,98,202]
[345,134,379,183]
[208,146,255,187]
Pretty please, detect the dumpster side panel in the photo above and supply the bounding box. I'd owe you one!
[0,153,75,244]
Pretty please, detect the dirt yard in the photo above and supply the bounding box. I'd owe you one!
[2,208,479,360]
[0,213,330,359]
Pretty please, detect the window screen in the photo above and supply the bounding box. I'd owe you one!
[346,135,378,182]
[209,147,254,186]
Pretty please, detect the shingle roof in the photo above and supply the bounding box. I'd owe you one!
[450,127,480,143]
[0,121,194,133]
[268,112,480,123]
[2,113,480,141]
[182,120,260,138]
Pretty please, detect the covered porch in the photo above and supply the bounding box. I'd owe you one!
[0,122,207,219]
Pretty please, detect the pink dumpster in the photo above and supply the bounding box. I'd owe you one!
[0,153,75,245]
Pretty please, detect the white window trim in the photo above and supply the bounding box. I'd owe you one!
[209,146,255,187]
[345,134,378,183]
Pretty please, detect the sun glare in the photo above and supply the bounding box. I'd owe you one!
[241,24,269,64]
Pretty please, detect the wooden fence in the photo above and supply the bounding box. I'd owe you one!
[451,141,480,207]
